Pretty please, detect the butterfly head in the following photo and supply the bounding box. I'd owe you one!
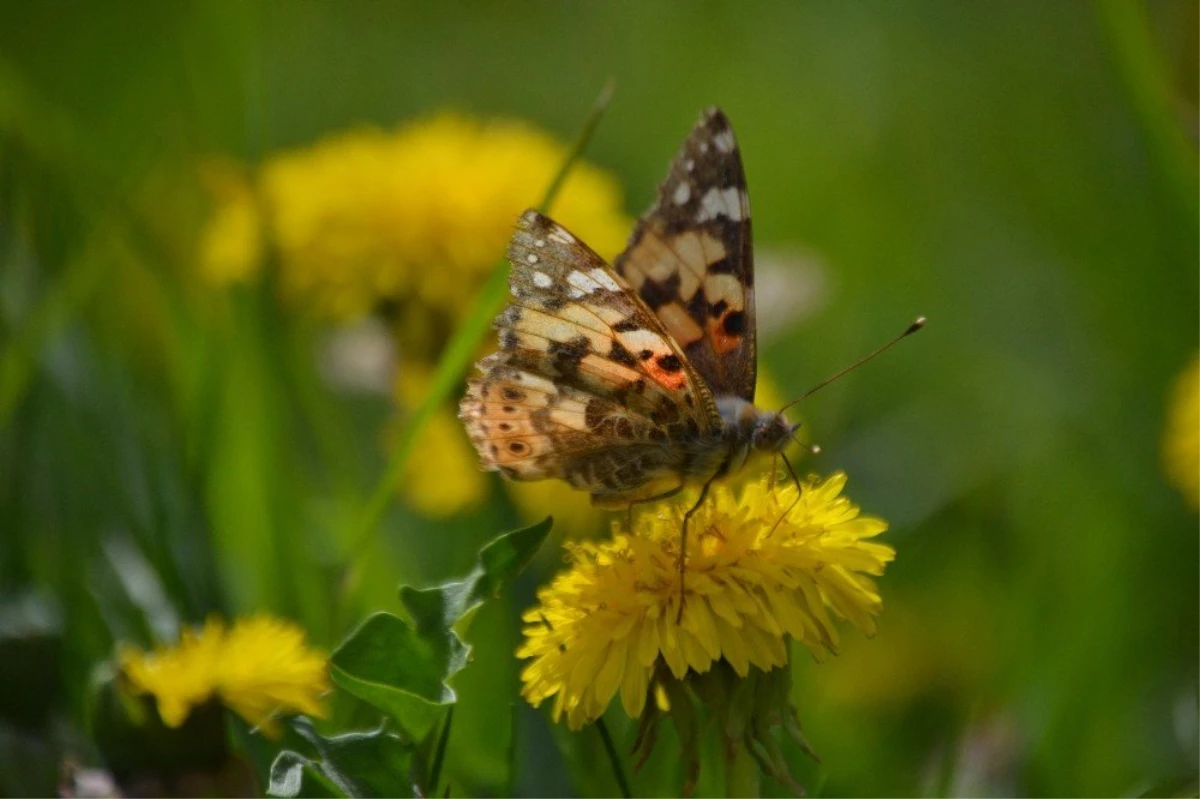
[751,408,800,454]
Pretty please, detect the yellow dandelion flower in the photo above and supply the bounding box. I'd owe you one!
[1163,353,1199,509]
[119,618,225,729]
[119,614,329,737]
[246,112,630,323]
[517,472,893,730]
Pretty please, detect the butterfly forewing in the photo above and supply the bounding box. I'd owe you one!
[614,108,757,402]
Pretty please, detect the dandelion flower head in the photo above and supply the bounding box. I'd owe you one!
[119,614,329,737]
[518,472,894,729]
[200,113,631,326]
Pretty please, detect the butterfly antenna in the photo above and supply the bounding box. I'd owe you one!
[790,429,820,456]
[780,316,926,414]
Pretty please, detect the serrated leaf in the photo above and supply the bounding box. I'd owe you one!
[268,718,416,799]
[331,518,552,738]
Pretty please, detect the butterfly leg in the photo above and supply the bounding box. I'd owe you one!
[767,451,804,536]
[677,476,717,623]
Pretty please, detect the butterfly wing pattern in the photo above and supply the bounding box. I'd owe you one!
[461,108,765,509]
[614,108,756,402]
[459,209,724,506]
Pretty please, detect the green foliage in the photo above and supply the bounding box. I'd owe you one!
[330,517,551,740]
[268,718,416,799]
[267,518,550,797]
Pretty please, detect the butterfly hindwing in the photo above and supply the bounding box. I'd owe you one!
[459,210,722,500]
[460,367,686,503]
[614,108,757,401]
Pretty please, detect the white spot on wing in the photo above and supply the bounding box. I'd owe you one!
[672,182,691,205]
[713,129,736,153]
[568,270,600,294]
[619,328,667,355]
[532,271,553,289]
[589,268,621,292]
[534,238,545,248]
[695,186,744,222]
[526,253,539,264]
[685,159,695,172]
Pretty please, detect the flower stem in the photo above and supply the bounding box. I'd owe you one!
[724,740,760,798]
[428,705,453,795]
[596,717,632,799]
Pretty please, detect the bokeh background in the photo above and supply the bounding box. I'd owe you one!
[1,1,1196,796]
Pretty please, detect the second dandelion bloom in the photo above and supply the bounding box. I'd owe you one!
[518,471,894,730]
[118,614,330,737]
[199,112,631,326]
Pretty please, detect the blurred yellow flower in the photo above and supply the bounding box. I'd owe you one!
[199,112,631,328]
[507,479,606,540]
[517,472,892,729]
[394,366,488,517]
[118,615,329,737]
[1163,353,1199,509]
[196,160,264,286]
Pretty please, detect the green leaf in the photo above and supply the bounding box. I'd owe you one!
[331,517,552,738]
[268,718,416,799]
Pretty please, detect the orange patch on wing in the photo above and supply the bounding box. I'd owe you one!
[643,356,689,391]
[710,319,742,354]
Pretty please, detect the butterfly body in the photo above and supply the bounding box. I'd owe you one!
[460,108,790,511]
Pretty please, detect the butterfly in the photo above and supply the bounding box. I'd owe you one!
[459,107,806,576]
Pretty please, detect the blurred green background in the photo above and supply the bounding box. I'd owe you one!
[1,1,1196,796]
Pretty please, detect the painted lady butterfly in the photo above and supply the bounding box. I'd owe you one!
[460,107,791,501]
[460,108,920,598]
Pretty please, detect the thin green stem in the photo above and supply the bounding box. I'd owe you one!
[339,78,616,578]
[596,717,632,799]
[503,702,519,799]
[428,705,454,795]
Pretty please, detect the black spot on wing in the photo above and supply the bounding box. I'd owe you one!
[722,310,746,336]
[705,255,737,275]
[608,340,638,368]
[655,353,683,373]
[686,289,708,326]
[639,272,681,310]
[549,335,590,375]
